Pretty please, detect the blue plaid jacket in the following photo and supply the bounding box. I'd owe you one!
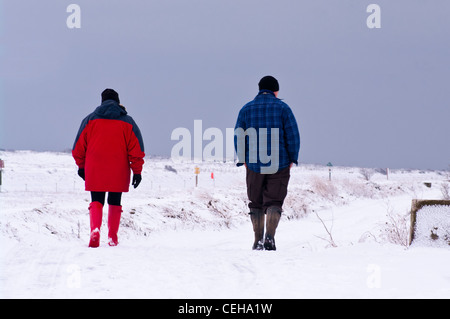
[234,90,300,174]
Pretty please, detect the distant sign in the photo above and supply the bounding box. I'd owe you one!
[327,162,333,181]
[194,166,200,175]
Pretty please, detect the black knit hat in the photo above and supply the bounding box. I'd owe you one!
[258,76,279,92]
[101,88,120,103]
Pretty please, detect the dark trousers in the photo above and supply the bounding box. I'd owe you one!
[91,191,122,206]
[246,166,290,211]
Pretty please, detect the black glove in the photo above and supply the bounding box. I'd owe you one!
[78,168,85,181]
[132,174,142,188]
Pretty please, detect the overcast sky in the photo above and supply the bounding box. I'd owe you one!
[1,0,449,170]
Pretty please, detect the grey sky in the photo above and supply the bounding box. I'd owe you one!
[1,0,449,170]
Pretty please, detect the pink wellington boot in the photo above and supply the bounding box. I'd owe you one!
[89,202,103,248]
[108,205,122,246]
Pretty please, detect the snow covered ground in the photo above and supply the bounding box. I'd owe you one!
[1,150,450,299]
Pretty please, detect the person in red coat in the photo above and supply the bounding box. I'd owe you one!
[72,89,145,247]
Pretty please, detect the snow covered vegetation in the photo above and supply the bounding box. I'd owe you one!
[1,150,449,298]
[413,205,450,247]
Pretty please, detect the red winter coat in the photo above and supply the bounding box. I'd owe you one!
[72,100,145,192]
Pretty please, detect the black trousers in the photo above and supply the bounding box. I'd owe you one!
[91,191,122,206]
[246,166,290,211]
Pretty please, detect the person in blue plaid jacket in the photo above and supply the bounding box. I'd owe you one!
[234,76,300,250]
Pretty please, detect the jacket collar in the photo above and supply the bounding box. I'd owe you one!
[257,89,276,97]
[94,100,127,119]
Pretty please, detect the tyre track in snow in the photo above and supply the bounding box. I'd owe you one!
[1,243,70,298]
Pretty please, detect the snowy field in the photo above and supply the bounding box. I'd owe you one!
[1,150,450,299]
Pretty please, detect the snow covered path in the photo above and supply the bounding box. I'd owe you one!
[2,215,450,299]
[1,151,450,299]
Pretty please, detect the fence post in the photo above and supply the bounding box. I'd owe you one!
[0,159,4,192]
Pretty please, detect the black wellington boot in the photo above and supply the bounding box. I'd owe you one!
[250,208,265,250]
[264,206,281,251]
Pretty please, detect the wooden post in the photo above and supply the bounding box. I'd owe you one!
[326,162,333,181]
[194,166,200,187]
